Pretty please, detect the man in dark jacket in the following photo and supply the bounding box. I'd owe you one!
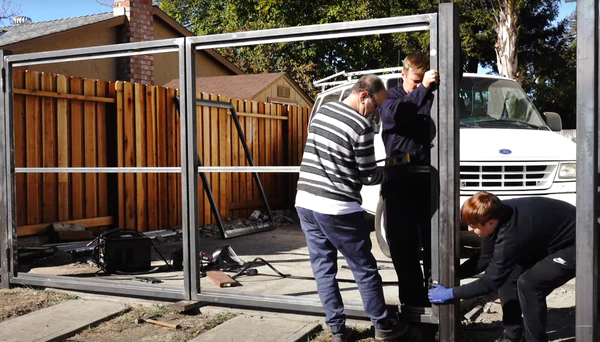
[379,52,439,307]
[428,191,576,342]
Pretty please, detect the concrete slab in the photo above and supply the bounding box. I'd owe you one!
[197,304,371,330]
[24,225,402,313]
[189,315,321,342]
[0,299,126,342]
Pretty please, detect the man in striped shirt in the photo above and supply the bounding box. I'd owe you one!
[295,75,407,342]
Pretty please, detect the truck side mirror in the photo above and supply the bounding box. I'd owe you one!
[543,112,563,132]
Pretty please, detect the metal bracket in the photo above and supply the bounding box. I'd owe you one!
[173,97,274,239]
[1,67,5,93]
[4,247,9,271]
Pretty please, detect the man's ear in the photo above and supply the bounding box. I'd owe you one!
[487,219,500,231]
[359,90,368,102]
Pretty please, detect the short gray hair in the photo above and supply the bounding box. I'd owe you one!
[351,74,385,96]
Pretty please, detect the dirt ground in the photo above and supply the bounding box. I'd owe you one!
[458,283,576,342]
[0,284,576,342]
[307,283,576,342]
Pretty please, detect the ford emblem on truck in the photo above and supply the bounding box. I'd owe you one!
[499,149,512,154]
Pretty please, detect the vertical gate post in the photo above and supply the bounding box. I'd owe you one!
[0,50,14,289]
[576,0,599,340]
[179,38,202,298]
[437,3,460,341]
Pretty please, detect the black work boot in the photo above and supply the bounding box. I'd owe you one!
[332,327,352,342]
[374,318,409,341]
[493,333,526,342]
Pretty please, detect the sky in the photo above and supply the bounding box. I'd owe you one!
[12,0,109,22]
[12,0,579,24]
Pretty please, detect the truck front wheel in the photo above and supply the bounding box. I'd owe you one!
[374,196,391,258]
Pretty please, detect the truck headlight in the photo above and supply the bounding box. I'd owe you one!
[557,163,576,179]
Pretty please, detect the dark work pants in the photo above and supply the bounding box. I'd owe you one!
[296,207,391,334]
[499,244,576,342]
[381,171,437,307]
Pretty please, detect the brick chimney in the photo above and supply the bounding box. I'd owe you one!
[114,0,154,84]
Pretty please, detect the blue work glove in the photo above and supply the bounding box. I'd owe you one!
[428,284,454,304]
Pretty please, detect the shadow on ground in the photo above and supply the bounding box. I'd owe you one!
[461,306,575,342]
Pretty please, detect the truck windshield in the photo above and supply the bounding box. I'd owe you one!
[459,77,549,130]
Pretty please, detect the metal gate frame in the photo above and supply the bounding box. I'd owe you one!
[576,0,600,341]
[183,4,460,338]
[0,4,461,341]
[0,39,188,300]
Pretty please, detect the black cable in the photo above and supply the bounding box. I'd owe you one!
[230,257,399,285]
[231,257,289,279]
[151,242,172,270]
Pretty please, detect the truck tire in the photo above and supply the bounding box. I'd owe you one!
[374,196,391,258]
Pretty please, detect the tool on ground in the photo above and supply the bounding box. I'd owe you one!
[341,264,392,270]
[134,318,181,329]
[211,245,245,271]
[90,228,172,275]
[132,276,162,284]
[206,246,400,285]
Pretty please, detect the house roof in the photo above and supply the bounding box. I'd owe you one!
[151,6,243,75]
[0,7,243,76]
[0,12,118,46]
[163,72,314,105]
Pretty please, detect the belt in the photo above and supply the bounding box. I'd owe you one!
[385,153,413,166]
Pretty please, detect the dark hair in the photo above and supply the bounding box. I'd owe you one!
[351,74,385,96]
[461,191,504,226]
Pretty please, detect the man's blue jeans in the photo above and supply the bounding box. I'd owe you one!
[296,207,391,334]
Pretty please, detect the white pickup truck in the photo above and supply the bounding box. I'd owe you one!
[310,68,577,255]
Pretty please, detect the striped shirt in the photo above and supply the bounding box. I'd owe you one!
[295,102,387,213]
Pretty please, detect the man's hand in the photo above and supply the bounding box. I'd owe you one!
[428,283,454,304]
[423,69,439,89]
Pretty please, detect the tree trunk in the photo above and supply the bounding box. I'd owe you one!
[493,0,519,80]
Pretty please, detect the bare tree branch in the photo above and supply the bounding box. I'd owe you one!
[0,0,21,26]
[95,0,113,8]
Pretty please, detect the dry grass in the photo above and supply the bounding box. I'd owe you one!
[68,304,238,342]
[0,287,77,322]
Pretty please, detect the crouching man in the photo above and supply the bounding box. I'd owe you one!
[428,191,575,342]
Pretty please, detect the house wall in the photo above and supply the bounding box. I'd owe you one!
[7,27,119,81]
[153,19,237,86]
[253,77,313,108]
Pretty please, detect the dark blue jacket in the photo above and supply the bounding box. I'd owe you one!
[380,80,435,164]
[453,197,576,299]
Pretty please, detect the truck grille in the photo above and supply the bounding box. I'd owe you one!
[460,162,557,191]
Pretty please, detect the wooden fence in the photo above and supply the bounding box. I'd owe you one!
[13,69,310,236]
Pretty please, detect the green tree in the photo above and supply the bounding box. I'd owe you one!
[158,0,443,96]
[157,0,574,124]
[520,11,576,128]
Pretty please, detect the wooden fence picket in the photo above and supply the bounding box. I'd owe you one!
[13,69,311,236]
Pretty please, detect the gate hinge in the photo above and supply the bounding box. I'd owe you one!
[4,246,10,271]
[1,67,6,93]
